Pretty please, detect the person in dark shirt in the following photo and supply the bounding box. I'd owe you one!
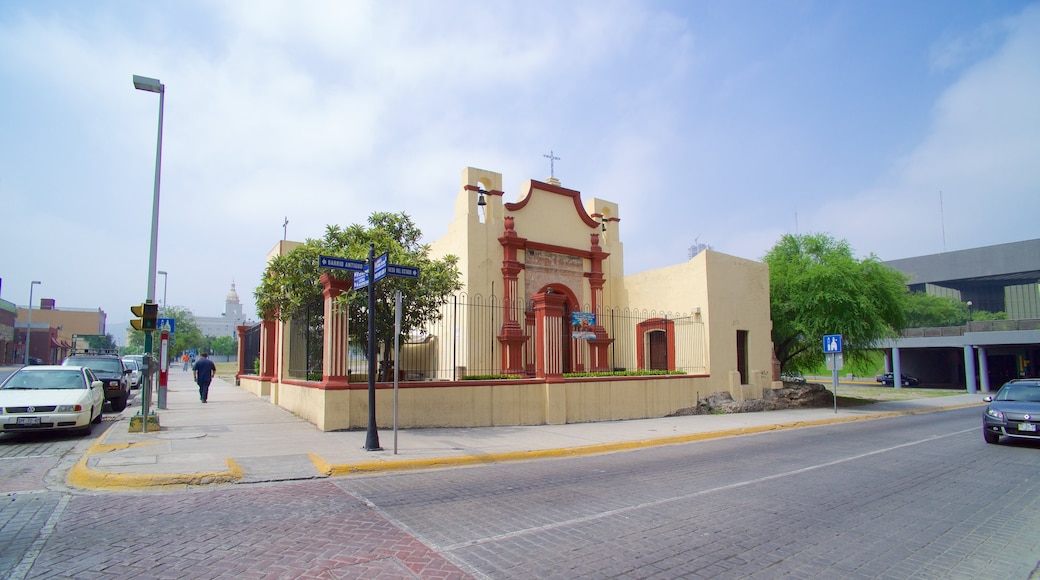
[192,352,218,403]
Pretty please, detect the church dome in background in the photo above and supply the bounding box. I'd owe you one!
[226,282,240,304]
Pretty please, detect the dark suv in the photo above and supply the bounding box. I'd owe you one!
[62,351,131,411]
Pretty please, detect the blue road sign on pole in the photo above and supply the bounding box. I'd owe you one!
[156,318,176,333]
[374,252,388,282]
[387,265,419,278]
[352,271,369,290]
[823,334,843,353]
[319,255,366,272]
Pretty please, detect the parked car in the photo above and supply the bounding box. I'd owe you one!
[982,378,1040,444]
[875,372,919,387]
[61,352,131,411]
[780,371,807,383]
[121,358,142,389]
[0,365,105,436]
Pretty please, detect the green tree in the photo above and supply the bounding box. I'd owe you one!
[255,212,462,378]
[125,306,206,358]
[765,233,908,374]
[210,335,237,357]
[79,333,117,351]
[903,292,967,327]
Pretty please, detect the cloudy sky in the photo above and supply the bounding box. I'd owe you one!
[2,1,1037,333]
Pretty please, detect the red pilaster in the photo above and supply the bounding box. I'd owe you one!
[498,216,528,374]
[259,318,277,381]
[532,291,567,379]
[320,273,353,382]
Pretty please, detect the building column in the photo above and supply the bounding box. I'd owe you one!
[891,347,902,389]
[531,291,567,379]
[586,233,613,372]
[320,273,353,382]
[236,325,250,376]
[259,318,278,381]
[964,345,978,394]
[977,347,991,393]
[498,216,527,375]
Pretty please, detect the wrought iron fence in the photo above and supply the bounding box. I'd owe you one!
[286,303,323,380]
[336,293,706,382]
[241,323,261,375]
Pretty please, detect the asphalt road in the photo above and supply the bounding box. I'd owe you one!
[2,406,1038,579]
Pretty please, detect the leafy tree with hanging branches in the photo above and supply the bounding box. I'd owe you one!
[765,233,908,374]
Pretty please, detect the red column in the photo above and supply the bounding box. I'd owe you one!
[236,325,250,376]
[259,318,277,381]
[532,291,567,379]
[586,233,613,372]
[498,216,527,375]
[320,273,353,382]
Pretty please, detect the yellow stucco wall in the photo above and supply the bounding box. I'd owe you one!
[257,167,776,431]
[252,375,725,431]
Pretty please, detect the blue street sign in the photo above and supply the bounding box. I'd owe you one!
[823,334,843,353]
[353,271,369,290]
[157,318,176,333]
[374,252,388,282]
[387,265,419,278]
[319,255,366,272]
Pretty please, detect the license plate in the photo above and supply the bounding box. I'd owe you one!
[1017,423,1037,432]
[17,417,41,426]
[107,384,120,390]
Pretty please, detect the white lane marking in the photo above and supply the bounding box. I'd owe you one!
[439,428,978,552]
[7,494,71,580]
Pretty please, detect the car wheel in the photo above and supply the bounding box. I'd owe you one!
[110,396,128,412]
[983,430,1000,444]
[77,418,93,437]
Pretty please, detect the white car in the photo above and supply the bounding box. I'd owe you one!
[122,358,142,389]
[0,365,105,436]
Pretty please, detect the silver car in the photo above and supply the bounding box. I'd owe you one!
[121,358,142,389]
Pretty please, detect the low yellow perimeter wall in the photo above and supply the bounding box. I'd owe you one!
[264,375,764,432]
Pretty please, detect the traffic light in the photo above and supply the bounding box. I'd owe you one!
[130,302,159,331]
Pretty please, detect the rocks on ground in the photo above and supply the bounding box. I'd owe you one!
[670,382,833,416]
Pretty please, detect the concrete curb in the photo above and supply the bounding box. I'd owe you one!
[314,401,985,477]
[65,401,985,491]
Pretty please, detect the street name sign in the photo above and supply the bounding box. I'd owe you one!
[319,255,366,272]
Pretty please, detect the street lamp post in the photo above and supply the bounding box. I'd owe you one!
[23,280,41,365]
[158,270,168,317]
[134,74,165,426]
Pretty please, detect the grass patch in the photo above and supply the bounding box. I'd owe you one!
[214,361,238,379]
[827,384,964,407]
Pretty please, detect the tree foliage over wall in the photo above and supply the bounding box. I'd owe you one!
[254,212,462,375]
[765,233,908,373]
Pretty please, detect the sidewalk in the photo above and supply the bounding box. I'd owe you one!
[68,368,988,490]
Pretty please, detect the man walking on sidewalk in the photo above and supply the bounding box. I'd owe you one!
[192,352,217,403]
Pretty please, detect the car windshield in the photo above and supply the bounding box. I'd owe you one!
[66,358,122,373]
[123,360,139,370]
[1,369,85,390]
[996,385,1040,402]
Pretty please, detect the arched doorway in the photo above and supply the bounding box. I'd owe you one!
[648,330,668,370]
[533,284,579,377]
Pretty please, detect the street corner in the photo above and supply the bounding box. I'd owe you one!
[66,455,238,491]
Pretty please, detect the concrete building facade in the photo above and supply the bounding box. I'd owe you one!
[881,239,1040,392]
